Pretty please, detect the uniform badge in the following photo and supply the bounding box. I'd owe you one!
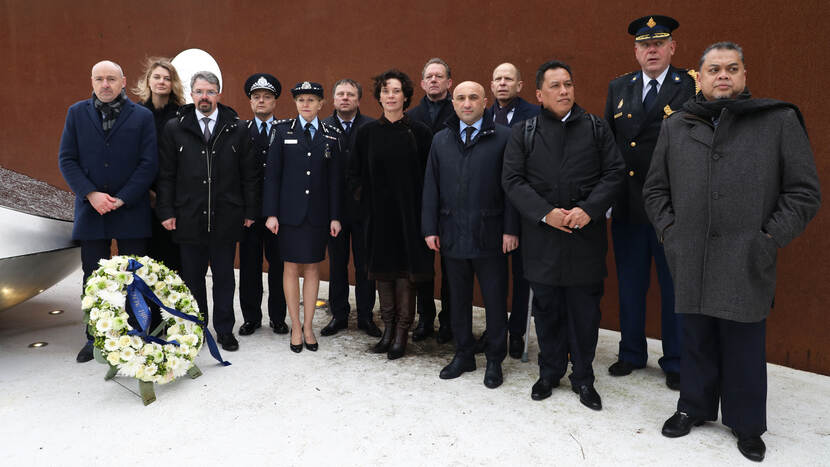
[617,99,624,109]
[614,112,623,119]
[687,69,701,94]
[647,17,657,28]
[301,81,312,89]
[673,73,680,82]
[324,144,332,159]
[663,105,674,119]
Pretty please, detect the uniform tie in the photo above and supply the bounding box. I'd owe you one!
[643,79,659,113]
[202,117,212,143]
[259,121,269,147]
[304,122,313,145]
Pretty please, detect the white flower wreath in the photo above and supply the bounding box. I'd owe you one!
[82,255,205,384]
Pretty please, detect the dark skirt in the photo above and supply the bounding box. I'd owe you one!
[279,221,328,264]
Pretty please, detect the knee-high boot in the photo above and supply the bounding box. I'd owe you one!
[373,280,397,353]
[388,278,415,360]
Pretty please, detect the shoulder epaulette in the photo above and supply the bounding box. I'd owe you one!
[321,122,342,134]
[612,70,639,82]
[274,118,293,125]
[686,69,701,94]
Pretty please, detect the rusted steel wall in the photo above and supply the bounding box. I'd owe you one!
[1,0,827,374]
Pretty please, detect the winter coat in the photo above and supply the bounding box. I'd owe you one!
[422,109,519,259]
[502,104,625,286]
[407,95,455,134]
[58,97,157,240]
[349,115,434,281]
[156,103,260,245]
[322,110,375,223]
[643,100,821,322]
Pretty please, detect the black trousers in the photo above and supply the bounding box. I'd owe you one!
[445,256,508,362]
[416,257,450,328]
[327,217,375,321]
[80,238,148,340]
[530,281,603,387]
[677,314,767,436]
[148,218,181,272]
[238,218,286,325]
[180,240,237,336]
[507,247,532,337]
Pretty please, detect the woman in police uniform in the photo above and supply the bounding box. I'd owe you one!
[264,81,342,353]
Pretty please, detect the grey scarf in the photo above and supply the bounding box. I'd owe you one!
[92,89,127,133]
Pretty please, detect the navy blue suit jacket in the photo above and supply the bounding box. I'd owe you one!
[58,97,157,240]
[263,117,341,227]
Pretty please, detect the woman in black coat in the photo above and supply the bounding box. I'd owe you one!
[132,57,185,272]
[349,69,434,359]
[264,82,342,353]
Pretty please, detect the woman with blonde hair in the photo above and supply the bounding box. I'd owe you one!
[133,57,185,273]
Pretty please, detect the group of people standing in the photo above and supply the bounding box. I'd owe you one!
[58,14,820,463]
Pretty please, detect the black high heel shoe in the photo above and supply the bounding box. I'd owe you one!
[290,328,303,353]
[304,326,318,352]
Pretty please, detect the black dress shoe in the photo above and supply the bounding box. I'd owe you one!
[473,331,487,354]
[76,341,94,363]
[531,378,558,401]
[665,371,680,390]
[270,320,289,334]
[238,321,261,336]
[289,328,303,353]
[439,355,476,379]
[217,333,239,352]
[483,360,503,389]
[509,334,524,359]
[411,320,434,342]
[436,325,453,344]
[572,384,602,410]
[733,430,765,462]
[608,359,642,376]
[357,318,382,337]
[662,411,704,438]
[321,316,348,336]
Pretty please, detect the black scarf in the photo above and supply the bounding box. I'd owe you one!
[683,88,806,132]
[93,89,127,133]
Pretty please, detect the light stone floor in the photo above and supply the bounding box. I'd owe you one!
[1,268,828,466]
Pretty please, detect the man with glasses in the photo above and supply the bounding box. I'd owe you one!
[156,71,260,352]
[237,73,289,337]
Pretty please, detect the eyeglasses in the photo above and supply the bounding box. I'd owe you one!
[192,89,218,97]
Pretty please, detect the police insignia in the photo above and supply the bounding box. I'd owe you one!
[663,105,674,118]
[618,99,624,109]
[301,81,312,89]
[647,17,657,28]
[687,69,701,94]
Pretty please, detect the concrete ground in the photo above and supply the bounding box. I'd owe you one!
[1,268,828,466]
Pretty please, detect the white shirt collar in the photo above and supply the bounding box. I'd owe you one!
[298,115,319,130]
[196,107,218,122]
[642,66,670,96]
[254,115,274,127]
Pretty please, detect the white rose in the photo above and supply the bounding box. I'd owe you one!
[81,295,96,310]
[130,336,143,348]
[89,308,101,320]
[107,351,121,365]
[144,363,158,376]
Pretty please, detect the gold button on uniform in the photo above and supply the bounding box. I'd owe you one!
[305,189,309,194]
[306,171,311,175]
[629,170,635,176]
[627,113,632,118]
[630,141,637,147]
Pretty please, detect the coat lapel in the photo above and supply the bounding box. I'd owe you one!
[106,100,134,140]
[84,99,105,139]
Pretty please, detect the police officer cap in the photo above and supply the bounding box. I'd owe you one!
[244,73,282,98]
[628,15,679,42]
[291,81,324,99]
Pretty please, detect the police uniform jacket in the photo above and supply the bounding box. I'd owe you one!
[407,95,455,134]
[262,117,342,227]
[156,103,261,244]
[605,65,695,223]
[488,96,540,128]
[58,97,158,240]
[644,98,820,323]
[322,109,375,223]
[502,104,625,286]
[422,109,519,259]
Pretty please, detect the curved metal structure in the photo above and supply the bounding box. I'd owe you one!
[0,206,79,310]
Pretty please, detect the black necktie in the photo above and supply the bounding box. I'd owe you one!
[259,122,269,146]
[643,79,659,113]
[304,122,313,145]
[464,126,475,146]
[343,120,352,136]
[202,117,212,143]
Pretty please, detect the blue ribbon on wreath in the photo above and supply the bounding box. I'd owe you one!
[124,259,230,366]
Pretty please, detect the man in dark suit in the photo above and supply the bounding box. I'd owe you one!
[321,78,380,337]
[58,60,158,363]
[422,81,518,388]
[503,60,624,411]
[604,15,696,390]
[475,62,541,358]
[156,71,260,352]
[237,73,288,337]
[406,57,454,343]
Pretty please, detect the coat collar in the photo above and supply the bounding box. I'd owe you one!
[84,97,135,140]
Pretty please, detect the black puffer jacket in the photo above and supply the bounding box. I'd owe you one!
[156,103,260,244]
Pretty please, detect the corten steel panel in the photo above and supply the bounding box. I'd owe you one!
[1,0,828,374]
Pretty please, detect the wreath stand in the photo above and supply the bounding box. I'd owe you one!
[94,322,203,406]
